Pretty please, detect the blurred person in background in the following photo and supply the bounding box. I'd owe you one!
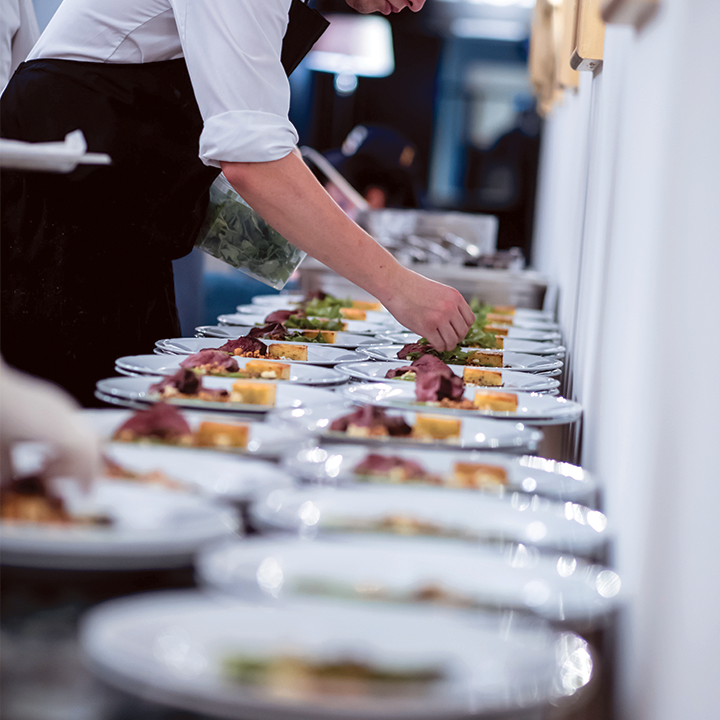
[463,97,542,264]
[325,123,423,210]
[1,0,473,407]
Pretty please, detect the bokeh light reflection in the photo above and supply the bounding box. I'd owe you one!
[324,454,343,478]
[596,569,621,598]
[307,447,328,463]
[153,625,207,677]
[587,511,608,533]
[556,556,577,577]
[556,634,593,695]
[298,501,321,526]
[257,556,284,596]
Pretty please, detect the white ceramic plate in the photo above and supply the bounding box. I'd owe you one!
[286,445,598,506]
[218,313,388,336]
[250,293,305,306]
[384,326,562,341]
[102,444,294,502]
[362,345,564,374]
[268,405,543,453]
[0,481,240,570]
[250,294,389,312]
[81,591,594,719]
[81,408,310,460]
[251,485,608,558]
[198,537,620,625]
[114,355,346,387]
[235,304,392,326]
[385,333,566,357]
[498,318,560,331]
[510,308,556,321]
[335,362,560,394]
[155,338,367,366]
[339,384,582,426]
[95,376,342,414]
[195,325,393,349]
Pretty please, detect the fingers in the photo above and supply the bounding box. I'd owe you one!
[435,326,456,352]
[459,298,476,327]
[423,326,445,351]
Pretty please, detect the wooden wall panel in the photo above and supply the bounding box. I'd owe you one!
[572,0,606,71]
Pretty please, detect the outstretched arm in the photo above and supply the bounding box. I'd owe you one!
[221,151,474,350]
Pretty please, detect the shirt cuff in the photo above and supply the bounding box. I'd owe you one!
[199,110,299,167]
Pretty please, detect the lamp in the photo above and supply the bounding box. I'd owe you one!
[304,14,394,96]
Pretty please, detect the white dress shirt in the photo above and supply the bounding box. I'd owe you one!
[27,0,298,167]
[0,0,40,91]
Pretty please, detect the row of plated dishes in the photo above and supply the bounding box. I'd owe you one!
[1,291,614,720]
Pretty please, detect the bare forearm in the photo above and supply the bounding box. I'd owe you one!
[220,152,403,306]
[220,152,474,349]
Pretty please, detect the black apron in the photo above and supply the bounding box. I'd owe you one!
[1,59,219,407]
[0,1,328,408]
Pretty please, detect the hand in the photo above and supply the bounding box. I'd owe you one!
[345,0,426,15]
[380,269,475,351]
[0,358,101,489]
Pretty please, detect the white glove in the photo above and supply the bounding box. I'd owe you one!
[0,357,101,489]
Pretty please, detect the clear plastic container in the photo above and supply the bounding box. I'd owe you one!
[195,174,306,290]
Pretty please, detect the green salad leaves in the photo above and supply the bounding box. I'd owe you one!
[196,182,306,290]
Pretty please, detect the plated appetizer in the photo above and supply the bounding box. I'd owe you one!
[397,341,504,368]
[264,309,347,332]
[384,354,518,412]
[1,476,111,526]
[386,354,507,391]
[353,454,507,489]
[223,653,444,697]
[180,350,290,380]
[112,403,250,449]
[295,290,383,314]
[101,456,184,490]
[329,405,462,442]
[149,369,277,407]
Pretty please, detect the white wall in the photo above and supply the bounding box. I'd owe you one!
[532,1,720,718]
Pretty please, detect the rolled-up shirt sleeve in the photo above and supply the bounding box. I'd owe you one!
[171,0,298,167]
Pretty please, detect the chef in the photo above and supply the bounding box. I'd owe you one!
[0,0,474,406]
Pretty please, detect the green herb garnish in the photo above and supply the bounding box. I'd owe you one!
[285,316,344,331]
[462,326,498,349]
[302,301,343,319]
[407,342,497,367]
[301,296,353,315]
